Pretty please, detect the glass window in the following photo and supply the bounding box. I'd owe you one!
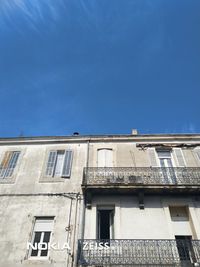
[29,217,54,258]
[0,151,20,178]
[45,150,73,178]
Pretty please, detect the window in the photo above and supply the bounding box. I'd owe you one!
[0,151,20,178]
[148,148,185,167]
[156,150,176,183]
[97,149,113,167]
[157,150,174,168]
[175,236,195,263]
[169,206,189,221]
[29,217,54,258]
[45,150,73,178]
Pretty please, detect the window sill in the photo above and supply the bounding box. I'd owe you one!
[39,176,65,183]
[28,256,49,261]
[25,256,52,264]
[0,177,16,184]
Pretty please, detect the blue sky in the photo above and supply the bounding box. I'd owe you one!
[0,0,199,137]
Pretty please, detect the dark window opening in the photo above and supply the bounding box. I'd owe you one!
[97,210,114,240]
[40,231,51,257]
[31,232,41,257]
[175,236,195,265]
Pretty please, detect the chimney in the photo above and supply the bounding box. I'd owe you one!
[131,129,138,135]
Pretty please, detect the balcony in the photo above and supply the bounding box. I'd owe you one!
[82,167,200,195]
[78,239,200,266]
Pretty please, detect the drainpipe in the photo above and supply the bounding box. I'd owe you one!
[73,139,90,267]
[71,192,80,267]
[80,139,90,240]
[66,197,73,267]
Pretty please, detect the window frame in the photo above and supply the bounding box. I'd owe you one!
[0,148,23,184]
[40,147,73,183]
[96,205,115,240]
[156,149,175,168]
[28,216,54,260]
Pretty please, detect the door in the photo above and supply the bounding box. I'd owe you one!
[175,236,195,266]
[97,209,114,240]
[157,150,176,183]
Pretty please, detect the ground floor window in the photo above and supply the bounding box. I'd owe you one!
[29,217,54,258]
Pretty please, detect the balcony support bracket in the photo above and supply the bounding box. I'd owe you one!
[138,191,144,209]
[85,191,92,209]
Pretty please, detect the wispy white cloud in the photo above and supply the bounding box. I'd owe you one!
[0,0,68,34]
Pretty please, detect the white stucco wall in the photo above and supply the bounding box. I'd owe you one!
[84,195,200,240]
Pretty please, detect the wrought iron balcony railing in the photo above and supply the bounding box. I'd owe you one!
[83,167,200,186]
[78,239,200,266]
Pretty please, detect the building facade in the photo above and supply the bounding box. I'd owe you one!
[0,132,200,267]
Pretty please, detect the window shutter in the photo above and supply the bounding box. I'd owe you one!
[46,151,57,177]
[0,151,19,178]
[97,149,106,167]
[62,150,73,178]
[174,148,185,167]
[34,217,54,231]
[0,151,11,178]
[195,148,200,162]
[148,148,158,167]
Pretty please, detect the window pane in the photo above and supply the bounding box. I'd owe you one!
[166,158,173,167]
[40,232,51,257]
[31,232,41,257]
[157,151,171,158]
[160,159,165,167]
[46,151,57,177]
[175,236,192,262]
[54,151,64,176]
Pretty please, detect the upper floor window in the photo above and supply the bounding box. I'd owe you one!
[169,206,189,221]
[157,150,174,168]
[148,148,185,167]
[45,150,73,178]
[97,149,113,167]
[0,151,20,178]
[29,217,54,258]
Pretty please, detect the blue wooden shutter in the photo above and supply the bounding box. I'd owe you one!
[62,150,73,178]
[46,151,57,177]
[174,148,185,167]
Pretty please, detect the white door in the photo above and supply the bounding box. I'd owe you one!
[157,151,176,183]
